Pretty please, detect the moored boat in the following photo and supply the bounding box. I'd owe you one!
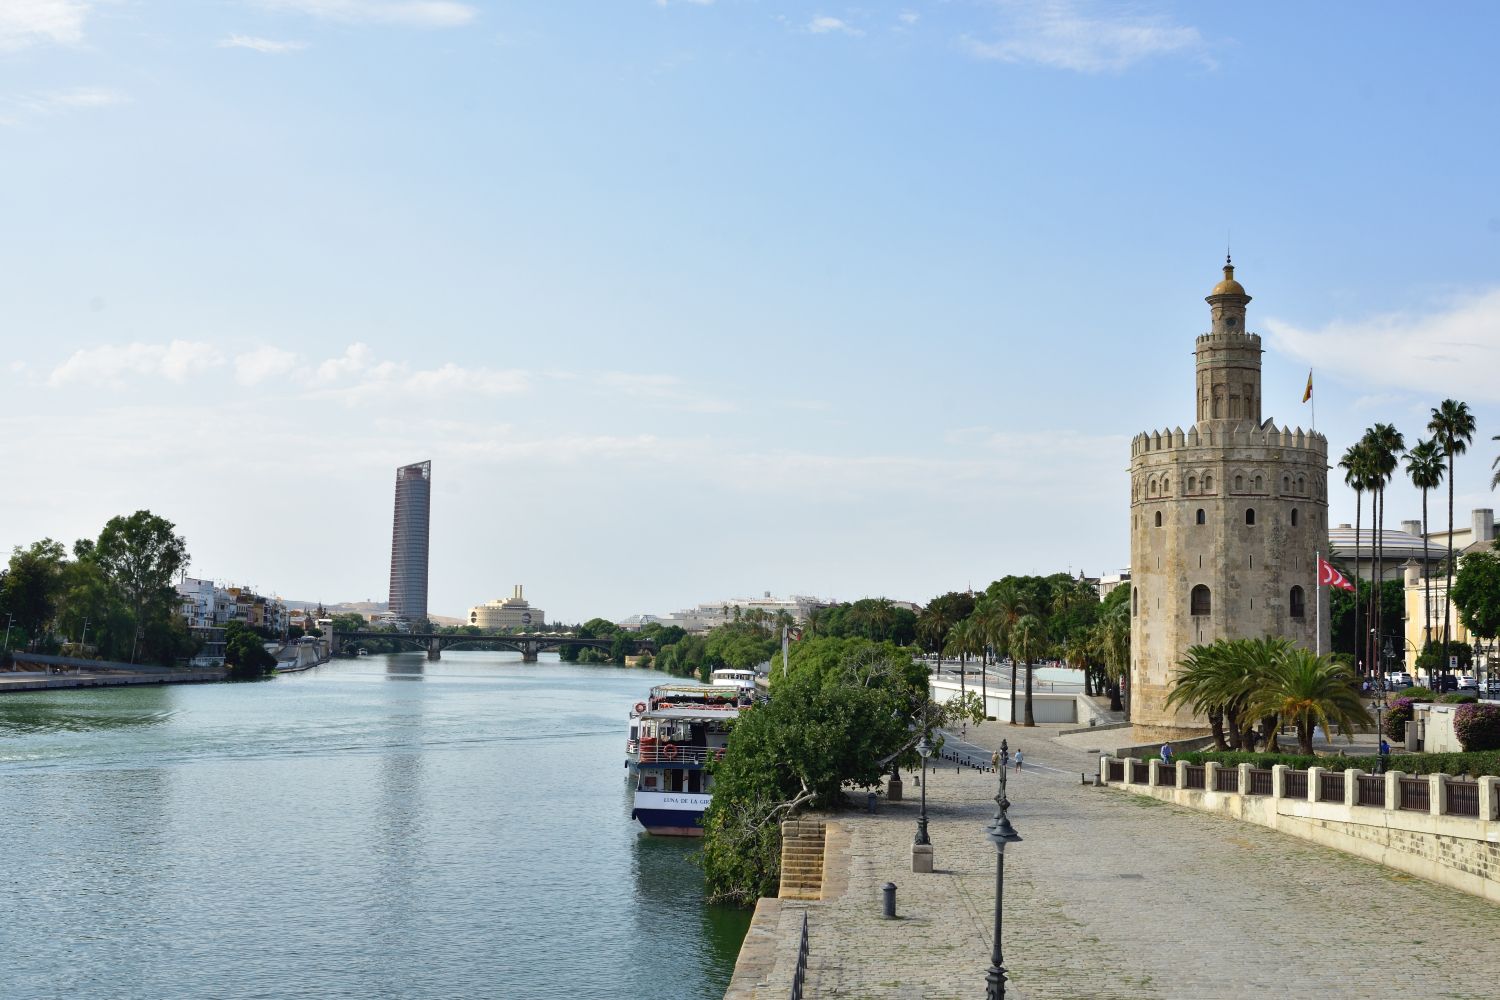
[628,700,739,837]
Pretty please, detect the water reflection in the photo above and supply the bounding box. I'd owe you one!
[0,687,176,734]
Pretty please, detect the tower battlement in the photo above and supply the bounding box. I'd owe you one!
[1130,422,1327,458]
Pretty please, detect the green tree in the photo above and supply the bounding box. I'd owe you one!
[89,511,190,664]
[1,539,67,642]
[223,621,276,679]
[1453,549,1500,650]
[1244,648,1372,755]
[1011,614,1042,727]
[1363,423,1405,672]
[1339,440,1375,670]
[1405,437,1445,648]
[1429,398,1477,670]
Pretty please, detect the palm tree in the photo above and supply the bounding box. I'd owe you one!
[1097,601,1130,714]
[917,602,955,677]
[1339,442,1373,672]
[1167,643,1236,749]
[1245,648,1372,755]
[1363,423,1405,672]
[1404,438,1444,650]
[1012,614,1042,726]
[944,617,982,708]
[986,581,1028,723]
[1492,433,1500,491]
[1429,399,1477,673]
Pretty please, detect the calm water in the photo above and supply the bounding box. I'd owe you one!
[0,652,750,1000]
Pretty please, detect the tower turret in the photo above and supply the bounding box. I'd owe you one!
[1195,257,1262,424]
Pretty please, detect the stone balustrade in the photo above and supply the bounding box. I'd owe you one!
[1100,754,1500,904]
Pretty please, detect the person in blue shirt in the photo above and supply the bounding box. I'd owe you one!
[1160,742,1174,765]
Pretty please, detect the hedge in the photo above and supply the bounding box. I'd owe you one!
[1454,704,1500,753]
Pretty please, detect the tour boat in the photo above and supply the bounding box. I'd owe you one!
[628,702,739,837]
[709,667,758,694]
[624,684,748,771]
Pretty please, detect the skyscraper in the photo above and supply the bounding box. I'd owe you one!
[388,460,431,623]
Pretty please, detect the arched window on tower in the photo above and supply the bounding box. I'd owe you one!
[1234,474,1244,491]
[1196,508,1206,524]
[1254,474,1264,492]
[1291,508,1299,527]
[1190,585,1211,616]
[1246,508,1256,526]
[1297,476,1305,493]
[1290,586,1306,619]
[1188,475,1197,493]
[1283,475,1291,492]
[1204,474,1214,491]
[1155,511,1163,527]
[1163,476,1171,494]
[1132,589,1138,616]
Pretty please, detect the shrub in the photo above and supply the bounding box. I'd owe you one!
[1454,704,1500,752]
[1438,693,1478,704]
[1179,748,1500,777]
[1385,697,1420,740]
[1395,687,1436,701]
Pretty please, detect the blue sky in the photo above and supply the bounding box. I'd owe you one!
[3,1,1499,621]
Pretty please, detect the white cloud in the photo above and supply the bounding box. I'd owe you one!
[49,341,226,387]
[218,34,309,53]
[235,346,301,385]
[257,0,477,28]
[0,0,87,52]
[595,372,734,413]
[963,0,1206,74]
[808,15,863,37]
[302,343,530,403]
[898,10,920,26]
[1264,289,1500,405]
[4,87,128,123]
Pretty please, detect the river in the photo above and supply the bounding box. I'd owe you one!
[0,652,751,1000]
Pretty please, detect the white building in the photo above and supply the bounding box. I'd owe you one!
[469,586,546,630]
[656,593,832,633]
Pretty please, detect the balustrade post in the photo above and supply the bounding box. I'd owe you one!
[1479,776,1499,821]
[1204,761,1220,793]
[1148,759,1163,787]
[1385,770,1405,811]
[1429,773,1446,817]
[1343,769,1363,808]
[1099,754,1111,784]
[1307,766,1324,803]
[1173,759,1185,790]
[1271,764,1288,799]
[1236,763,1252,795]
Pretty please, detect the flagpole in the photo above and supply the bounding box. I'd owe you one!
[1315,550,1322,656]
[1311,369,1316,432]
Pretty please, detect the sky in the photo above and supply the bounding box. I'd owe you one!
[3,1,1500,623]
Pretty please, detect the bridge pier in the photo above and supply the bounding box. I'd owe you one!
[428,637,442,661]
[520,641,540,664]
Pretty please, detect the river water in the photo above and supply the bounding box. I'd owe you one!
[0,652,750,1000]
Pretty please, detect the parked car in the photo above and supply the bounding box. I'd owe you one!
[1388,671,1414,689]
[1459,675,1477,689]
[1434,675,1458,693]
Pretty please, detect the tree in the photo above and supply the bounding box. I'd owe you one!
[1167,637,1290,750]
[1094,590,1130,714]
[1011,614,1042,726]
[1244,648,1372,755]
[1363,423,1405,673]
[1339,441,1374,671]
[943,617,982,708]
[1405,437,1445,648]
[223,621,276,679]
[1,540,67,642]
[1453,549,1500,650]
[982,580,1029,723]
[916,592,974,668]
[1429,399,1476,671]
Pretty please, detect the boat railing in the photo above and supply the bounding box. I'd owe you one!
[636,743,727,765]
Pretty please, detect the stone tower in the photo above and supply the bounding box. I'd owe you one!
[1128,261,1330,740]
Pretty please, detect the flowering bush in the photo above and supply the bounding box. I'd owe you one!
[1385,697,1421,740]
[1454,704,1500,753]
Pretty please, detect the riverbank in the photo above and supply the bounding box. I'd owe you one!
[2,652,225,692]
[726,719,1500,999]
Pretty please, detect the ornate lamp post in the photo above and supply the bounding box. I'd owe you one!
[914,735,932,846]
[985,748,1022,1000]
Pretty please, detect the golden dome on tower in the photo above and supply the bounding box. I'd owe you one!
[1210,259,1246,297]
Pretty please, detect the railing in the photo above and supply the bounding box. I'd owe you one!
[1213,768,1239,793]
[1283,770,1308,799]
[1356,775,1385,807]
[790,910,810,1000]
[635,743,726,765]
[1107,759,1124,782]
[1448,781,1480,818]
[1399,777,1430,812]
[1318,772,1345,802]
[1131,760,1151,784]
[1184,764,1206,790]
[1247,769,1273,796]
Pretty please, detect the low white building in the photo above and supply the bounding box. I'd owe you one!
[657,592,832,633]
[469,586,546,630]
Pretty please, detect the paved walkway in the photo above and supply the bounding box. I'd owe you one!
[789,720,1500,999]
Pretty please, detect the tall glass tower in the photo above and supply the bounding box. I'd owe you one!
[388,460,431,623]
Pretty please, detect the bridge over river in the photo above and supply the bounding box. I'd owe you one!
[330,631,657,662]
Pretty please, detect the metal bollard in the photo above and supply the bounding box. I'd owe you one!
[882,882,897,919]
[867,791,877,813]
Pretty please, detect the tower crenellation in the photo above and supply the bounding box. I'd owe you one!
[1128,263,1330,741]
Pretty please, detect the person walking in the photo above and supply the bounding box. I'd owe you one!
[1014,749,1024,772]
[1160,742,1173,765]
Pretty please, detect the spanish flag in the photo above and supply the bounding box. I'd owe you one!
[1302,370,1313,403]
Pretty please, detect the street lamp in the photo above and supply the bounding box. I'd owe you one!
[985,749,1022,1000]
[914,735,932,846]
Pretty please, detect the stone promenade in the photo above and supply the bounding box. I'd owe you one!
[740,720,1500,999]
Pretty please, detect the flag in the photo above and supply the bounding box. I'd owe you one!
[1302,370,1313,403]
[1317,556,1355,592]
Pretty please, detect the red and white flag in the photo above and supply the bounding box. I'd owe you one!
[1317,557,1356,592]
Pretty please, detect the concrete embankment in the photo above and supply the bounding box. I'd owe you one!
[1,653,225,692]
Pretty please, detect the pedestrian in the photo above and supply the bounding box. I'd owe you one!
[1379,737,1390,757]
[999,745,1010,769]
[991,750,1000,770]
[1160,742,1174,765]
[1014,749,1024,771]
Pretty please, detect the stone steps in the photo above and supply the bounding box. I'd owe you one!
[778,818,827,900]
